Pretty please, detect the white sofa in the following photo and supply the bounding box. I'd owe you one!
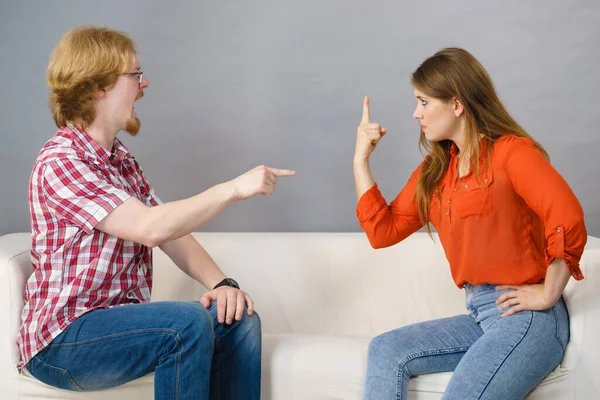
[1,232,599,399]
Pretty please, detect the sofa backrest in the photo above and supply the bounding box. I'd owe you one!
[152,232,466,336]
[151,232,600,371]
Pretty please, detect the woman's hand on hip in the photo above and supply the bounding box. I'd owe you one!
[495,283,557,318]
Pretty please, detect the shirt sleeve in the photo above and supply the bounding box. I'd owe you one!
[356,163,424,248]
[133,158,163,207]
[41,157,131,234]
[502,135,587,279]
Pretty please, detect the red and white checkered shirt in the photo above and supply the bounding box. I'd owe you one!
[18,125,162,368]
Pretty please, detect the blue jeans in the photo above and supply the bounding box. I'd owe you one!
[364,283,569,400]
[26,301,261,400]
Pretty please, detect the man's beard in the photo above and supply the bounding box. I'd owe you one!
[125,90,144,136]
[125,116,141,136]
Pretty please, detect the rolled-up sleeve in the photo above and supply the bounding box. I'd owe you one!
[502,136,587,280]
[356,164,424,249]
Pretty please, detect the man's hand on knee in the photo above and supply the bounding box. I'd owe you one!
[200,287,254,325]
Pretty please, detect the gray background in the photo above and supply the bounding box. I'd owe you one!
[1,0,598,236]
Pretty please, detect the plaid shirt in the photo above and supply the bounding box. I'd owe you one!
[18,125,162,368]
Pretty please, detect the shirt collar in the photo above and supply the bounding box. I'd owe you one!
[448,136,490,158]
[450,142,459,157]
[62,124,132,164]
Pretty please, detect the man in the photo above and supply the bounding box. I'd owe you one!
[18,25,294,399]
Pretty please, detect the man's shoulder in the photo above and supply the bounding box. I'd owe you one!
[35,130,94,168]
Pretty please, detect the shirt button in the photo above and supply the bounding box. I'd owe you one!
[453,188,456,192]
[445,211,450,215]
[557,227,561,232]
[447,200,450,203]
[464,184,469,189]
[484,179,489,184]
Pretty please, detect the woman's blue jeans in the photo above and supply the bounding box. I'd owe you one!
[364,284,569,400]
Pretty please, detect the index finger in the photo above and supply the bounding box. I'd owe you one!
[267,167,296,176]
[216,290,227,324]
[225,290,236,324]
[361,96,370,124]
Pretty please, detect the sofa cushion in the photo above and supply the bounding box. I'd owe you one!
[262,333,461,399]
[262,333,369,399]
[19,368,154,399]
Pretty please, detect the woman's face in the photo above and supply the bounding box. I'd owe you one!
[412,87,463,143]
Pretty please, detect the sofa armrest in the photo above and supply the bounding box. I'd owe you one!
[0,233,32,399]
[561,236,600,397]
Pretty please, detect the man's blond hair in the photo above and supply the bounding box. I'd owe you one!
[47,26,137,129]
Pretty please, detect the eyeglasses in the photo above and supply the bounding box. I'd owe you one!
[121,71,144,84]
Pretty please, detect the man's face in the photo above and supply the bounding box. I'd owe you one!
[104,56,149,136]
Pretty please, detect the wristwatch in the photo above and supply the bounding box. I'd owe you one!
[213,278,240,290]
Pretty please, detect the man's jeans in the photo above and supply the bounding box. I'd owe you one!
[364,283,569,400]
[26,301,261,400]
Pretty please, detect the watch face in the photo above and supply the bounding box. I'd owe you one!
[214,278,240,290]
[226,278,240,289]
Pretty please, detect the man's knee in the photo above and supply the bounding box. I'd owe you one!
[173,302,214,343]
[238,310,262,345]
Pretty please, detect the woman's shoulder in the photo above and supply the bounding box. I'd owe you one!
[494,134,536,148]
[490,134,548,171]
[492,134,538,157]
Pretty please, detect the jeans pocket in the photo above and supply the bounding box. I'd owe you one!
[27,356,84,391]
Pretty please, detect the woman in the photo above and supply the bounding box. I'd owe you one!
[354,48,587,399]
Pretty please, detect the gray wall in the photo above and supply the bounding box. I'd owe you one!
[1,0,599,236]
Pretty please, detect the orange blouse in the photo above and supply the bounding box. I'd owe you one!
[356,135,587,288]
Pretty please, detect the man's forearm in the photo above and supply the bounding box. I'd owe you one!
[160,234,225,289]
[142,181,238,246]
